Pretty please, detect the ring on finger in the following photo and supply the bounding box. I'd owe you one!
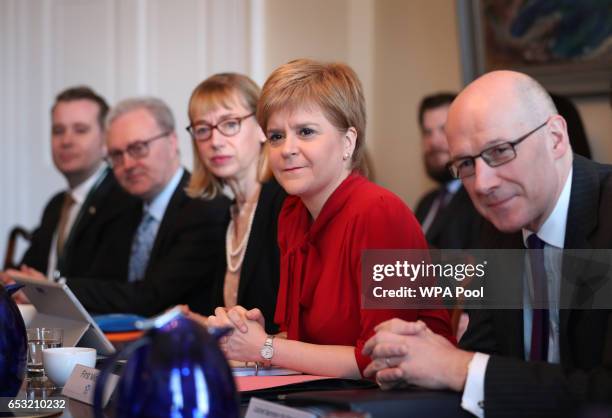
[384,357,392,367]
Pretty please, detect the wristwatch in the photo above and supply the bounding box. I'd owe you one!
[260,335,275,368]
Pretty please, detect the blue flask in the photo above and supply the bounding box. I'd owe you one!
[0,284,28,396]
[94,308,239,418]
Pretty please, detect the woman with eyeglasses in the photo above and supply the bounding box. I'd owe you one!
[183,73,285,334]
[207,59,454,378]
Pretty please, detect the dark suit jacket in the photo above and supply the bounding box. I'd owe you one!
[460,155,612,418]
[415,185,482,249]
[210,180,286,334]
[67,170,231,317]
[21,169,138,279]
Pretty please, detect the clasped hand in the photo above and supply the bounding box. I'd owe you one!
[362,318,473,392]
[207,305,267,362]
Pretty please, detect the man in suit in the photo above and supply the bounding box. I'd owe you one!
[7,86,136,282]
[363,71,612,417]
[66,97,229,316]
[414,93,481,249]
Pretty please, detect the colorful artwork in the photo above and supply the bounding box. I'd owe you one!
[460,0,612,95]
[483,0,612,66]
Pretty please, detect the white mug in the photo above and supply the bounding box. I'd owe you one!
[42,347,97,387]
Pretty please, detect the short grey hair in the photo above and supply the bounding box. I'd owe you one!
[106,96,175,133]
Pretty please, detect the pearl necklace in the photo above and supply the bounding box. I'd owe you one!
[226,200,258,273]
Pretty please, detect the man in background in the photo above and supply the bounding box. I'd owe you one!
[10,86,136,281]
[414,93,481,250]
[65,97,229,316]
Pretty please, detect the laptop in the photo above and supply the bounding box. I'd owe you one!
[11,276,116,356]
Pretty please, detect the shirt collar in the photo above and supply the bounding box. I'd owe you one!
[69,164,107,205]
[522,168,573,249]
[144,167,184,222]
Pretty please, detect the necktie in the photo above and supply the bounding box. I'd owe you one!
[527,234,549,361]
[422,187,449,234]
[56,193,75,258]
[128,210,158,282]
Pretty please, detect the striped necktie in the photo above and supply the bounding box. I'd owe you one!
[128,210,158,282]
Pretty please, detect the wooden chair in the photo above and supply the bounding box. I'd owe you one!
[3,226,32,270]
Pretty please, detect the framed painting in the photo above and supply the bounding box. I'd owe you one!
[457,0,612,96]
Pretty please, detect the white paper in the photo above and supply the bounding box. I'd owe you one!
[245,397,317,418]
[62,364,119,407]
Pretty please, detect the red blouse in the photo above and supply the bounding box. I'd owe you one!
[274,173,454,375]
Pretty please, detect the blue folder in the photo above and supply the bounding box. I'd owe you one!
[93,313,146,332]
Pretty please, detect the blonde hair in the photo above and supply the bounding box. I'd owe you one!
[257,59,367,174]
[186,73,270,198]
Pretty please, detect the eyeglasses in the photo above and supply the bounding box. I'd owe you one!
[448,120,548,179]
[106,131,170,167]
[186,113,254,142]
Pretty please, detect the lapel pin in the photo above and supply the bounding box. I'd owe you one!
[89,206,96,215]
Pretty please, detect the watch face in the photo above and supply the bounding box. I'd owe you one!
[260,346,273,360]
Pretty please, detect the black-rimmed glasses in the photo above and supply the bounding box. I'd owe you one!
[448,120,549,179]
[107,131,170,167]
[186,113,254,142]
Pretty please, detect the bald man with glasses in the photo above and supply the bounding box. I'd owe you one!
[364,71,612,417]
[66,97,230,316]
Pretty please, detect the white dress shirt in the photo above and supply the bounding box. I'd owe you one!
[461,168,573,417]
[47,164,108,279]
[143,167,184,228]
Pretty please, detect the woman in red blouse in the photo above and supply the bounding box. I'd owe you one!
[207,59,454,378]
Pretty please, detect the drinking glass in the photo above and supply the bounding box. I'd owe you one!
[26,328,63,387]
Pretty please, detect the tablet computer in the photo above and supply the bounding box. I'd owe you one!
[11,276,116,356]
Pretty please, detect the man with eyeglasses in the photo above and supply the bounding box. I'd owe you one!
[3,86,137,288]
[64,97,229,316]
[414,92,482,250]
[364,70,612,417]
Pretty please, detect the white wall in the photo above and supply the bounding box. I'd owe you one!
[371,0,463,207]
[263,0,376,154]
[0,0,259,263]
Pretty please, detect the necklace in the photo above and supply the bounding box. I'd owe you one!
[226,199,258,273]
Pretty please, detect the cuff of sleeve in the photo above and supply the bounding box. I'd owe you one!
[461,352,489,418]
